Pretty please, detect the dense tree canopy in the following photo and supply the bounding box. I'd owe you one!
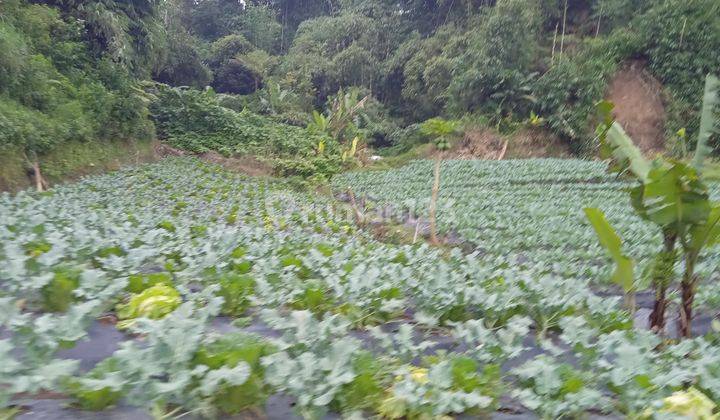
[1,0,719,159]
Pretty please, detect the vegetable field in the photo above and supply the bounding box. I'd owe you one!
[335,159,720,290]
[1,158,720,419]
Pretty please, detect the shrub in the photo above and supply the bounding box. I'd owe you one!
[147,83,333,159]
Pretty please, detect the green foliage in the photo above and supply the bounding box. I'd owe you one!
[272,155,343,181]
[146,83,333,158]
[280,11,397,101]
[127,272,173,294]
[332,351,386,412]
[638,0,720,137]
[692,75,720,170]
[583,208,634,292]
[0,0,154,158]
[65,358,125,411]
[154,30,212,89]
[420,118,458,151]
[193,333,277,413]
[593,90,720,335]
[4,158,720,417]
[216,274,256,316]
[237,4,282,53]
[208,35,255,68]
[447,0,541,117]
[41,267,81,312]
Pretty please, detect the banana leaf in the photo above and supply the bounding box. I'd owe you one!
[692,74,720,171]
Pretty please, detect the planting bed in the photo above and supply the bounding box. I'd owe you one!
[1,158,719,419]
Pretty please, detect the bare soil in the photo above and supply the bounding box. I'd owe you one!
[448,127,571,160]
[606,60,666,155]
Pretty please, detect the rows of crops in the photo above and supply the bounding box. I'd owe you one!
[1,158,719,419]
[334,159,720,289]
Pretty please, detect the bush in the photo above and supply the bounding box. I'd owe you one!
[213,59,261,94]
[636,0,720,145]
[272,155,343,181]
[0,1,154,159]
[147,83,335,159]
[207,34,254,68]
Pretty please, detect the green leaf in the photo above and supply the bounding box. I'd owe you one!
[601,122,651,182]
[642,162,710,228]
[692,74,720,171]
[689,204,720,251]
[584,208,634,291]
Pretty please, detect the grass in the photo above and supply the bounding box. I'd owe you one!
[0,139,157,192]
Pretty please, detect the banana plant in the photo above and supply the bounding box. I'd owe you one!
[588,74,719,337]
[583,208,636,311]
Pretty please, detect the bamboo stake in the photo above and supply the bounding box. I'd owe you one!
[679,17,687,47]
[595,1,603,38]
[551,22,558,64]
[560,0,568,56]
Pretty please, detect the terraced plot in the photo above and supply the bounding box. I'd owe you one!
[334,159,720,285]
[1,158,719,419]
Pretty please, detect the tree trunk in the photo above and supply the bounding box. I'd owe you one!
[649,288,667,331]
[429,154,442,245]
[679,256,697,338]
[649,233,676,331]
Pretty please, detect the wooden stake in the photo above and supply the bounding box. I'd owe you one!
[346,188,365,227]
[497,139,508,160]
[33,160,44,192]
[595,1,603,38]
[429,153,442,245]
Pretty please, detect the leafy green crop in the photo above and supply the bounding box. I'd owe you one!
[126,272,172,294]
[1,158,719,418]
[193,333,276,413]
[65,358,125,411]
[216,274,255,316]
[41,267,81,312]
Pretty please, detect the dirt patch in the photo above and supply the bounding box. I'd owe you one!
[199,151,273,177]
[153,142,187,157]
[452,128,506,159]
[447,127,570,160]
[505,128,572,158]
[606,60,666,155]
[154,144,274,177]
